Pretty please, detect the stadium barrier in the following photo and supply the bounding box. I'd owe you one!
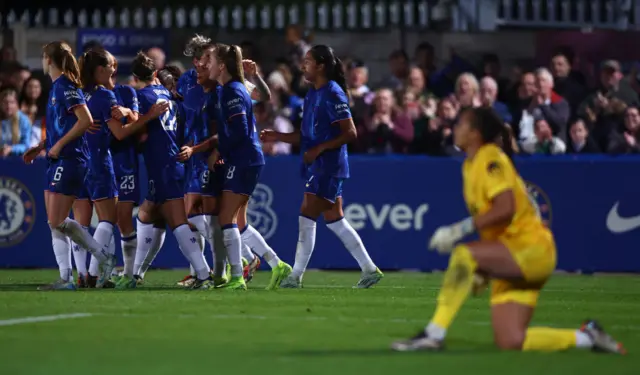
[1,155,640,273]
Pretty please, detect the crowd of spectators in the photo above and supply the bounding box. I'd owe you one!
[2,26,640,158]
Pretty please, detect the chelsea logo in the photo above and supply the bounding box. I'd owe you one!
[247,183,278,240]
[525,181,552,227]
[0,177,36,247]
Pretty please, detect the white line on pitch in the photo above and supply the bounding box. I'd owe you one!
[0,313,93,327]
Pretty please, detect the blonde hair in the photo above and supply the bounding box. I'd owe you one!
[455,72,479,95]
[0,89,20,144]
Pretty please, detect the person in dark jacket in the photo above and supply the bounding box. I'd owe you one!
[566,118,601,154]
[607,106,640,154]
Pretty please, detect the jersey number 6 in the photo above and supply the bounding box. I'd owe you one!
[156,99,177,132]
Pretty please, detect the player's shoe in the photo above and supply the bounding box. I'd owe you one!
[87,275,97,288]
[38,279,76,291]
[266,261,292,290]
[355,268,384,288]
[581,320,627,354]
[244,257,261,283]
[96,254,117,288]
[77,274,89,288]
[177,274,196,287]
[133,275,144,285]
[391,330,444,352]
[215,276,247,290]
[279,275,302,289]
[189,277,214,290]
[115,276,137,290]
[213,274,229,287]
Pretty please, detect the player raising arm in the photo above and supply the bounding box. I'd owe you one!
[391,107,625,354]
[260,45,383,289]
[24,41,116,290]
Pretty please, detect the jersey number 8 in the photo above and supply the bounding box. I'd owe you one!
[156,99,177,131]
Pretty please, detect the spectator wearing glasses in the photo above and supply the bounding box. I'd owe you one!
[0,87,32,157]
[607,106,640,154]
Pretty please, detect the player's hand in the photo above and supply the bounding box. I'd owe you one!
[111,106,130,120]
[260,129,279,142]
[177,146,193,162]
[1,145,12,157]
[47,143,62,159]
[428,218,474,254]
[23,146,41,164]
[242,60,257,77]
[303,145,324,164]
[149,102,171,118]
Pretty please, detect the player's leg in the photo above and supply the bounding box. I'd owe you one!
[203,195,228,285]
[216,190,249,290]
[237,207,259,282]
[132,199,163,281]
[93,197,118,288]
[71,199,92,287]
[38,190,74,290]
[177,193,208,286]
[238,203,291,289]
[116,201,137,279]
[323,193,382,289]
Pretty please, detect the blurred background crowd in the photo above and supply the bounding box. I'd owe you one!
[3,1,640,158]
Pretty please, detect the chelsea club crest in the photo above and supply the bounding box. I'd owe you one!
[0,177,36,247]
[525,181,552,227]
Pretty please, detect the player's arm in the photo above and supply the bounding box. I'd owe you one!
[261,128,301,145]
[108,102,170,140]
[222,88,250,148]
[315,90,357,151]
[53,104,93,151]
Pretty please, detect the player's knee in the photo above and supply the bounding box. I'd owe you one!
[494,331,525,350]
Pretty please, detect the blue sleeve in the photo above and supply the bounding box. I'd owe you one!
[96,91,119,124]
[121,86,139,113]
[326,85,352,124]
[11,112,32,155]
[177,73,189,96]
[61,84,85,111]
[221,87,248,145]
[137,91,151,115]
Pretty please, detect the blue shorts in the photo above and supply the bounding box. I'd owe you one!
[221,165,263,196]
[146,163,186,204]
[46,158,87,198]
[86,159,118,201]
[112,148,140,204]
[304,173,344,203]
[76,186,90,200]
[185,159,208,195]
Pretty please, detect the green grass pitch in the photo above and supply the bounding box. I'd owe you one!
[0,270,638,375]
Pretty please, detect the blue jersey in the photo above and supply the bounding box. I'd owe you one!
[301,80,351,178]
[110,84,139,153]
[137,84,180,168]
[217,80,264,167]
[45,75,87,160]
[85,86,118,163]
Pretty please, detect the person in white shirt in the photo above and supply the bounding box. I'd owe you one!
[521,118,566,155]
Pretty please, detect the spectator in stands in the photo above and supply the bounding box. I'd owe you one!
[412,97,457,156]
[414,42,436,82]
[529,68,570,142]
[550,50,586,119]
[0,61,31,93]
[0,45,17,63]
[406,66,432,104]
[359,88,413,154]
[0,87,31,157]
[19,76,44,124]
[147,47,166,70]
[578,60,636,150]
[566,118,600,154]
[607,106,640,154]
[399,89,422,121]
[380,49,410,90]
[521,118,566,155]
[240,40,258,62]
[267,68,303,127]
[285,24,311,71]
[254,101,293,156]
[347,59,371,99]
[480,76,511,124]
[453,72,480,109]
[481,53,509,103]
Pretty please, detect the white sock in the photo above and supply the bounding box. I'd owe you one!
[88,256,99,277]
[133,220,154,276]
[174,224,210,279]
[51,227,72,282]
[57,217,108,261]
[210,216,227,277]
[327,218,377,273]
[139,227,166,277]
[222,225,243,277]
[426,322,446,340]
[190,228,209,275]
[241,244,256,262]
[241,225,279,269]
[121,231,137,277]
[575,331,594,349]
[291,216,317,279]
[71,226,89,276]
[94,221,115,255]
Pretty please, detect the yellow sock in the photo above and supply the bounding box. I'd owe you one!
[522,327,577,352]
[431,245,478,330]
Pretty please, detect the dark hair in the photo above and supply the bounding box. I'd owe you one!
[388,49,409,61]
[214,44,244,83]
[82,40,104,53]
[551,45,575,65]
[79,49,112,89]
[42,41,82,87]
[157,65,182,90]
[184,34,212,59]
[131,51,156,82]
[19,76,47,119]
[415,42,434,54]
[465,106,513,159]
[308,45,348,98]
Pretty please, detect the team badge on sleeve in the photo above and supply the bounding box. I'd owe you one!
[486,160,503,176]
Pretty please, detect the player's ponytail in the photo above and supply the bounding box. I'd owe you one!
[215,43,245,84]
[467,106,514,159]
[43,41,82,87]
[79,49,112,90]
[309,45,350,98]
